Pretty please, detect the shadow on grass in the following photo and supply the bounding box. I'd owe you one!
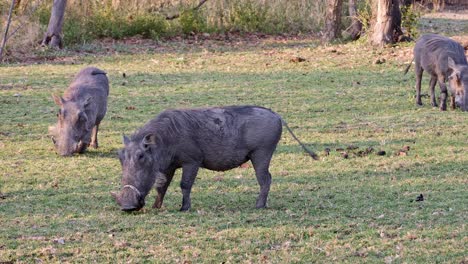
[83,147,120,159]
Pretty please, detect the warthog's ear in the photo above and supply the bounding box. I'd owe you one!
[52,94,65,106]
[448,58,461,83]
[448,57,457,70]
[142,134,157,150]
[123,135,130,146]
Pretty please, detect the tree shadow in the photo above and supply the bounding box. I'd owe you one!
[83,147,120,159]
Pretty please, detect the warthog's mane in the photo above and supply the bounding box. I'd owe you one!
[129,106,269,145]
[130,108,219,145]
[63,67,110,100]
[424,35,467,64]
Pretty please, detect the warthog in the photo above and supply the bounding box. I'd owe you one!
[405,33,468,111]
[111,106,318,212]
[49,67,109,156]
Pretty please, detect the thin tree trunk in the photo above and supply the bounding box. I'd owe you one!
[433,0,445,11]
[392,0,402,38]
[347,0,362,40]
[370,0,393,46]
[41,0,67,49]
[323,0,343,42]
[0,0,16,62]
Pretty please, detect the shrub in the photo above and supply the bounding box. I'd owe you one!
[179,9,207,34]
[59,8,168,45]
[127,14,167,38]
[6,0,329,48]
[230,0,269,32]
[401,4,421,39]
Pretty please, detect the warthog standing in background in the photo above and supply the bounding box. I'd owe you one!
[405,33,468,111]
[111,106,318,212]
[49,67,109,156]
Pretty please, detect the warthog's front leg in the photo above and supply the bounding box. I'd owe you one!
[153,169,175,209]
[450,95,456,110]
[180,164,200,211]
[438,79,448,111]
[415,65,424,106]
[90,124,99,149]
[429,76,438,107]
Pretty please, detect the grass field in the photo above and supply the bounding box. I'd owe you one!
[1,12,467,263]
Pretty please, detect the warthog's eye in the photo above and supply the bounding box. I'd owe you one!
[137,153,145,161]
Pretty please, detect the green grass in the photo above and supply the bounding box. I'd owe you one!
[1,30,467,263]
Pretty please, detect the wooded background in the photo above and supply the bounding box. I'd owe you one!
[0,0,466,61]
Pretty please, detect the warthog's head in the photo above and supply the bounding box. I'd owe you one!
[49,95,92,156]
[112,134,158,212]
[448,57,468,111]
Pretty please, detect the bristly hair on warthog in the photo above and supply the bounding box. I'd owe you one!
[111,105,318,212]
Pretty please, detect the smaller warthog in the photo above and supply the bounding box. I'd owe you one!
[49,67,109,156]
[405,33,468,111]
[112,106,318,212]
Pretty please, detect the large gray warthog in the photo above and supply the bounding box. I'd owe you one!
[49,67,109,156]
[111,106,318,212]
[405,33,468,111]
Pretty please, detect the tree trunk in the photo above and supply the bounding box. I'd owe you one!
[0,0,16,62]
[347,0,362,40]
[41,0,67,49]
[392,0,402,38]
[370,0,396,46]
[433,0,445,11]
[323,0,343,42]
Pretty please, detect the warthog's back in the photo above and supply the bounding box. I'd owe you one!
[64,67,109,121]
[64,67,109,100]
[134,106,283,171]
[415,34,467,73]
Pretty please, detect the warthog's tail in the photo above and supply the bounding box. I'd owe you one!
[404,58,414,75]
[281,119,319,160]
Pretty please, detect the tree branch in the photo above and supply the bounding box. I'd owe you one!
[0,0,16,62]
[166,0,209,20]
[5,0,45,43]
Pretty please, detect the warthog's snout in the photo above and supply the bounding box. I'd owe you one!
[111,187,145,212]
[121,204,144,212]
[57,142,80,157]
[120,199,145,212]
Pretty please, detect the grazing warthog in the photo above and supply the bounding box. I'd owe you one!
[111,106,318,212]
[49,67,109,156]
[405,33,468,111]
